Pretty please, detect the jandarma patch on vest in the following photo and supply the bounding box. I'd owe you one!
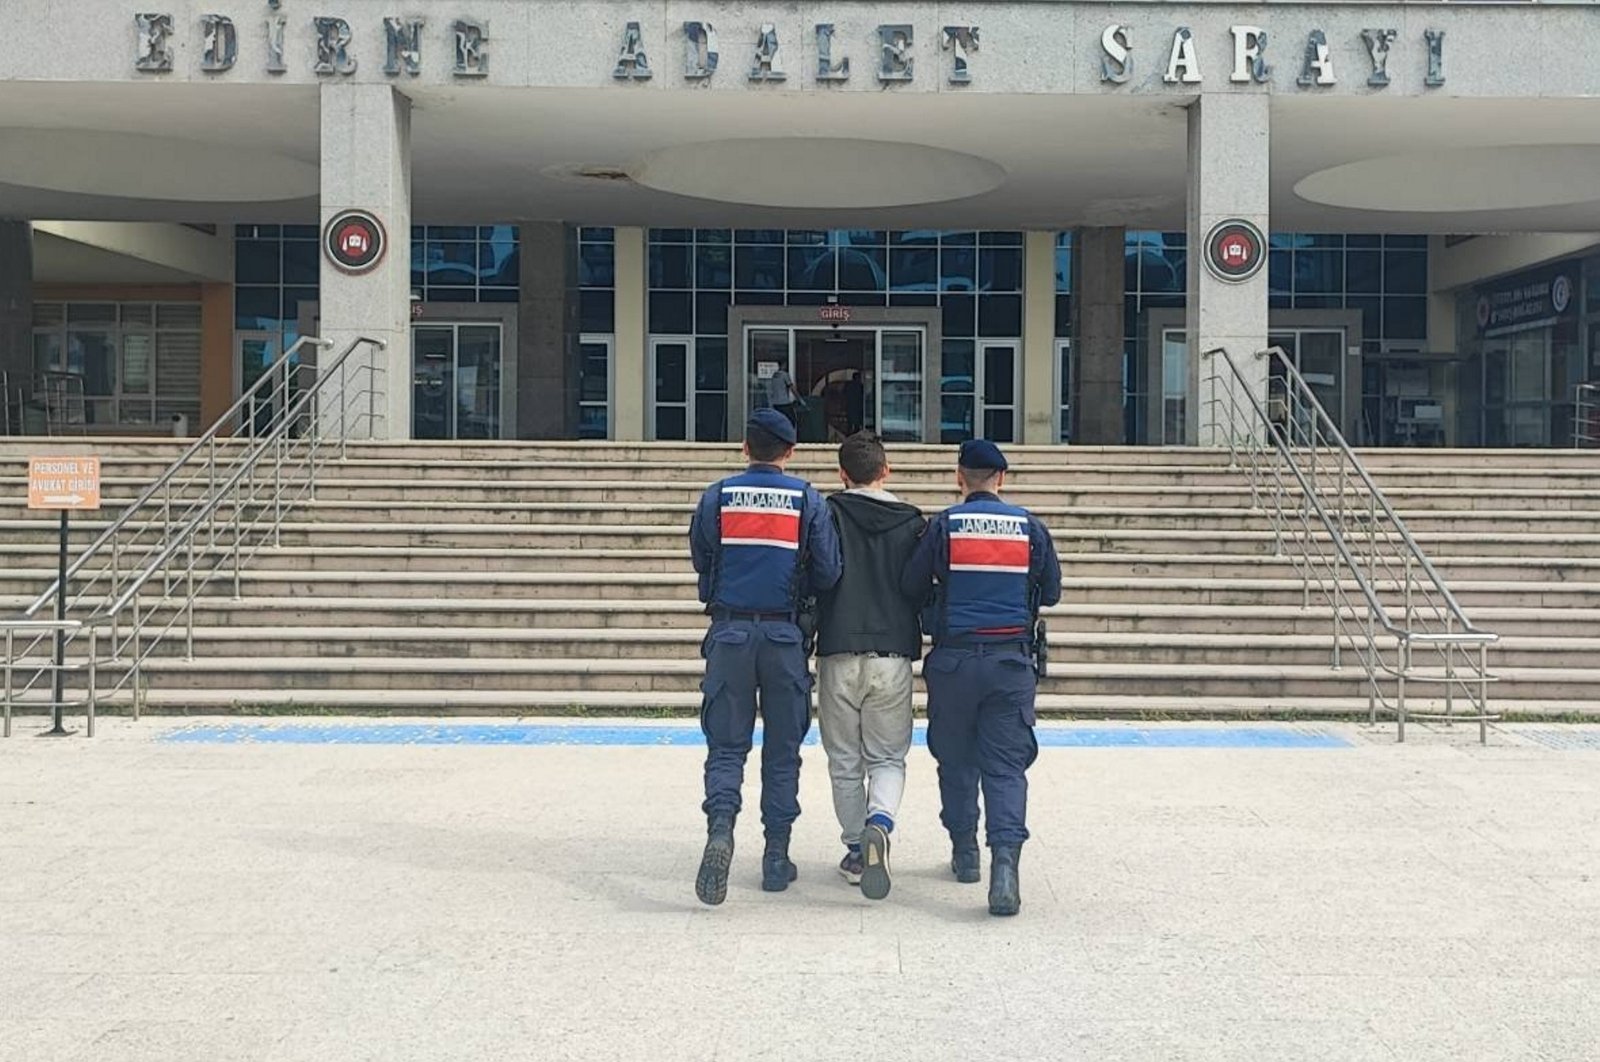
[720,486,801,549]
[949,514,1028,573]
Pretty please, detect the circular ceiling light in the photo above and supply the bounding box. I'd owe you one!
[0,129,317,202]
[628,137,1006,209]
[1295,145,1600,213]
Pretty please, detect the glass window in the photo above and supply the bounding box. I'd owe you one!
[1385,251,1428,294]
[939,246,977,292]
[649,291,692,334]
[978,247,1022,292]
[236,240,280,284]
[579,290,614,334]
[695,245,732,289]
[890,248,937,292]
[735,245,784,289]
[649,243,692,289]
[839,247,886,292]
[788,246,833,290]
[978,295,1022,337]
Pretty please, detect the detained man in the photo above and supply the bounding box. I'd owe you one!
[815,433,928,900]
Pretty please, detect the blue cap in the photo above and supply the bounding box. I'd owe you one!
[958,438,1008,472]
[747,408,797,446]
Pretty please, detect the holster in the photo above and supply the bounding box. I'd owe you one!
[1032,618,1049,678]
[796,595,819,655]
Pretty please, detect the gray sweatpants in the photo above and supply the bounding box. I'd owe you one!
[815,653,914,848]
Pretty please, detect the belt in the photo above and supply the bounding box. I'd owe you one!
[712,609,795,623]
[936,640,1032,654]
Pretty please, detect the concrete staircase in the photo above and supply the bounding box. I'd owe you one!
[3,440,1599,718]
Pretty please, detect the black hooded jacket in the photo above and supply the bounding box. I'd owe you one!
[817,491,928,657]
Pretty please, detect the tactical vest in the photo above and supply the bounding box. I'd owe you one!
[941,497,1034,640]
[711,468,809,613]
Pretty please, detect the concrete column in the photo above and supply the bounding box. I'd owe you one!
[1186,93,1269,447]
[319,84,411,440]
[612,227,647,441]
[1070,227,1127,445]
[1020,231,1056,445]
[516,222,575,439]
[0,221,33,425]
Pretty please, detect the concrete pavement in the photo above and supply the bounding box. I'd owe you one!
[1,717,1597,1061]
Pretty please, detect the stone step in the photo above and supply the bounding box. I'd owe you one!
[5,569,1584,609]
[16,686,1577,719]
[131,626,1591,670]
[71,655,1585,702]
[8,522,1600,559]
[7,542,1598,582]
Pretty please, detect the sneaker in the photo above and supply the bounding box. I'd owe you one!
[860,822,892,901]
[838,848,864,886]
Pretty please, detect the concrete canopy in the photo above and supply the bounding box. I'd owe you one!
[3,80,1600,232]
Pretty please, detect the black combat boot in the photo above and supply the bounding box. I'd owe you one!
[950,830,982,884]
[695,813,736,906]
[988,844,1022,917]
[761,835,798,892]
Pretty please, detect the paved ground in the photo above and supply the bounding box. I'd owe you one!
[2,717,1598,1062]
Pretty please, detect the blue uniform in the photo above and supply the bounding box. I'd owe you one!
[689,463,843,840]
[901,492,1061,847]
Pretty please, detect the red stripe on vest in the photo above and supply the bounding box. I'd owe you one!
[949,536,1029,570]
[721,509,800,546]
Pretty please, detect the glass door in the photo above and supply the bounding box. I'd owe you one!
[1056,339,1072,443]
[235,330,280,435]
[1160,328,1188,445]
[454,324,501,439]
[578,334,612,439]
[1269,328,1348,440]
[412,326,454,439]
[650,336,693,440]
[979,340,1018,443]
[879,330,924,442]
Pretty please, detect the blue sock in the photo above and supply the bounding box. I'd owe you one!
[867,813,894,834]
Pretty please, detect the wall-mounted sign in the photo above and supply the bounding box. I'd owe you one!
[757,360,779,379]
[324,210,386,274]
[819,304,852,323]
[1475,263,1578,338]
[1204,219,1265,283]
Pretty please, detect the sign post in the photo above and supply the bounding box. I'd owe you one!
[27,456,102,736]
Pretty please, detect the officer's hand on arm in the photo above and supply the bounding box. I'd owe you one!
[900,515,942,601]
[805,487,843,592]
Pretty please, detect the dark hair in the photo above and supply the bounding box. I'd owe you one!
[746,425,792,462]
[839,432,888,486]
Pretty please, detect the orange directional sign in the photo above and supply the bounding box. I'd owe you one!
[27,455,102,511]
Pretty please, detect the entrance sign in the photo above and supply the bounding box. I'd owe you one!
[324,210,387,274]
[27,456,101,511]
[1204,219,1266,283]
[819,305,852,323]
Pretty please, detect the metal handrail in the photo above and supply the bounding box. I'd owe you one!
[1575,382,1600,448]
[16,335,332,623]
[1203,345,1497,743]
[2,335,387,730]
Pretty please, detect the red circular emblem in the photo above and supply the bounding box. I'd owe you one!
[1204,220,1266,283]
[323,210,386,274]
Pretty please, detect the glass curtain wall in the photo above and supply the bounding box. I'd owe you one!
[645,229,1024,441]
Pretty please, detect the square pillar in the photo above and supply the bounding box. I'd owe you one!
[1070,227,1128,445]
[1186,93,1269,446]
[612,227,647,441]
[516,222,576,439]
[1020,231,1056,445]
[0,221,33,424]
[319,84,411,440]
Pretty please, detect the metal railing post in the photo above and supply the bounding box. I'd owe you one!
[86,626,98,738]
[1397,637,1410,743]
[3,628,12,738]
[185,537,196,661]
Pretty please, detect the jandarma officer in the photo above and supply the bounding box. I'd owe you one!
[688,409,843,905]
[901,439,1061,917]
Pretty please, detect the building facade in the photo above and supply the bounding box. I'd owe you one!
[4,1,1600,446]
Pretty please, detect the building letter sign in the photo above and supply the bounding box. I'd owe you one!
[1230,26,1269,84]
[942,26,978,84]
[1100,25,1131,84]
[452,19,489,77]
[684,22,718,79]
[1297,30,1336,86]
[384,17,424,76]
[816,24,849,81]
[134,13,173,71]
[614,21,651,80]
[750,24,784,81]
[313,17,357,76]
[1163,27,1201,84]
[1362,28,1397,87]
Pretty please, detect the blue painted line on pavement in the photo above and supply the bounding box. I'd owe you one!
[160,722,1350,749]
